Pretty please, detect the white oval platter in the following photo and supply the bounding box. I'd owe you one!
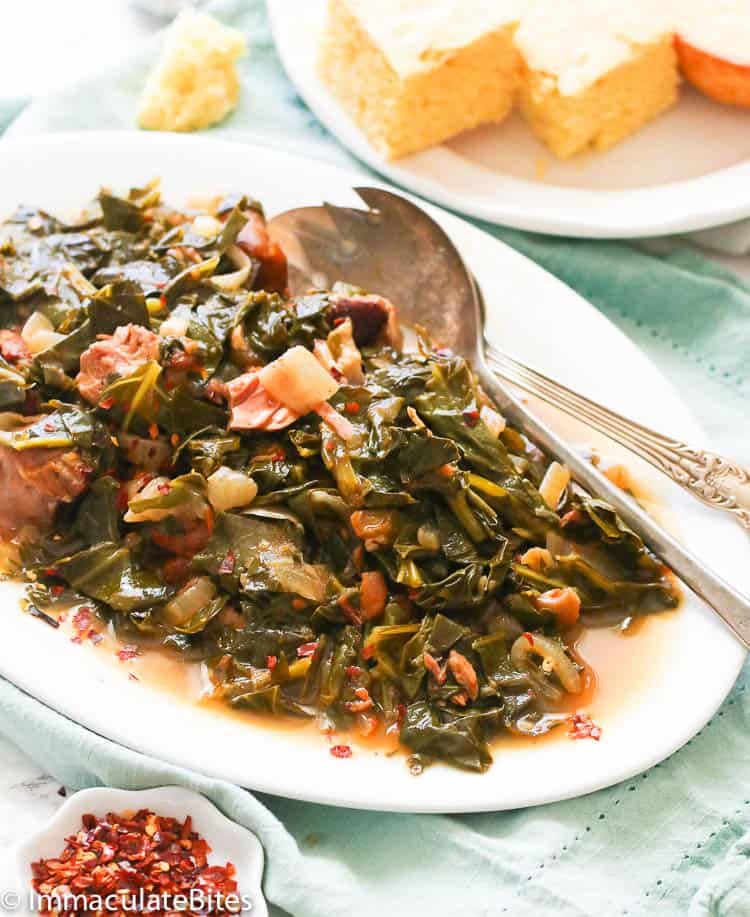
[0,131,745,813]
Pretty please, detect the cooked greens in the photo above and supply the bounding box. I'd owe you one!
[0,183,679,772]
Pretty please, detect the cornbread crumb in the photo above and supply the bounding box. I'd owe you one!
[519,38,679,159]
[137,9,246,133]
[318,0,522,160]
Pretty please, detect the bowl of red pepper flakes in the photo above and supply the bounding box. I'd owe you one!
[15,786,267,917]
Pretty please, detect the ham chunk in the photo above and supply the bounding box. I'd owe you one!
[0,421,91,536]
[227,370,301,432]
[329,293,402,348]
[236,210,288,294]
[76,324,160,405]
[0,330,31,366]
[228,348,356,441]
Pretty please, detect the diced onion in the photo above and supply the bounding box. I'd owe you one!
[21,311,65,355]
[259,346,339,415]
[123,476,173,523]
[480,405,506,438]
[207,466,258,512]
[191,214,223,238]
[538,461,570,510]
[159,315,189,338]
[268,560,329,602]
[163,576,217,626]
[211,244,251,291]
[417,523,441,551]
[510,632,582,694]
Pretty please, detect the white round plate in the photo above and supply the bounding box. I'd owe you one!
[12,786,266,917]
[267,0,750,239]
[0,132,745,814]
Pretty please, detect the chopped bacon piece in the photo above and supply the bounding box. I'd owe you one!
[535,587,581,628]
[296,641,318,658]
[448,649,479,701]
[76,324,160,405]
[0,329,30,365]
[423,651,447,685]
[236,209,288,293]
[329,292,402,348]
[359,570,388,621]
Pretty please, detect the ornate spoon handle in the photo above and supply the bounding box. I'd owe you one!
[485,344,750,530]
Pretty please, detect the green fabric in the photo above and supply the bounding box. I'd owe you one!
[1,3,748,915]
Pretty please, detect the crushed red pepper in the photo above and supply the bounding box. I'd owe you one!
[116,645,141,663]
[330,744,352,759]
[30,808,242,916]
[567,712,602,741]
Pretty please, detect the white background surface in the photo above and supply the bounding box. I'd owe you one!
[0,0,748,902]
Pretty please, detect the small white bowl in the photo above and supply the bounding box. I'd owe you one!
[13,785,267,917]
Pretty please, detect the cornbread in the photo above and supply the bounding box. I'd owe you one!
[676,1,750,108]
[137,9,246,133]
[515,1,679,159]
[317,0,523,160]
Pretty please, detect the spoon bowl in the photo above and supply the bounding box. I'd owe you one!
[268,187,750,649]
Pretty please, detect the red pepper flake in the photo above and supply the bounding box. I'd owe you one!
[29,808,241,914]
[72,607,92,635]
[463,407,480,427]
[218,551,236,575]
[567,712,602,741]
[148,423,159,439]
[44,567,58,577]
[292,597,308,611]
[159,294,168,308]
[344,401,360,415]
[345,665,364,677]
[523,631,535,646]
[362,644,376,660]
[98,396,115,411]
[117,644,141,663]
[51,584,65,597]
[170,433,180,447]
[332,317,346,327]
[325,440,336,452]
[43,421,56,432]
[157,482,171,495]
[296,641,318,658]
[330,744,352,758]
[266,655,278,671]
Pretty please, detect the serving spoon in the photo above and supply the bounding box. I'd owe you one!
[267,187,750,650]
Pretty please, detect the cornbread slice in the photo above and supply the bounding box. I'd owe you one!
[318,0,523,160]
[676,1,750,108]
[515,2,679,159]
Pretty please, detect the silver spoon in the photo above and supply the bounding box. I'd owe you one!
[267,186,750,650]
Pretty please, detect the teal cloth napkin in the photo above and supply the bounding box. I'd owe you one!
[2,3,749,915]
